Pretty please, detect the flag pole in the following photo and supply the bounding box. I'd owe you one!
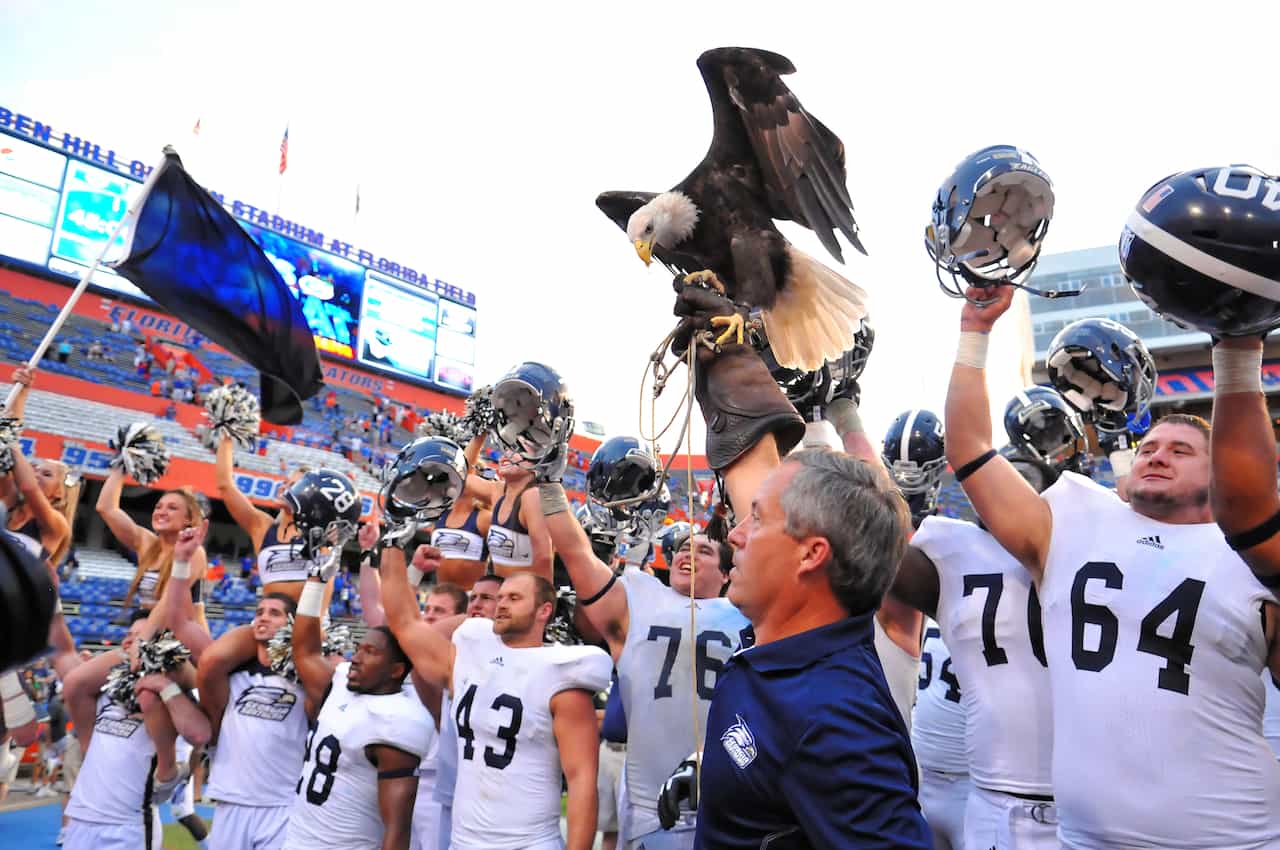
[5,148,173,407]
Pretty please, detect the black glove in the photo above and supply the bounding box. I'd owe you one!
[657,752,700,830]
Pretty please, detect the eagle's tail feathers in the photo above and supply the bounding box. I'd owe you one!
[763,248,868,372]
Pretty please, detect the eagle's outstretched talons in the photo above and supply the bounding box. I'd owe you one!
[710,313,745,346]
[682,270,727,294]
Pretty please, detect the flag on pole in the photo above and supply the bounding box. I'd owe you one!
[112,148,323,424]
[279,125,289,175]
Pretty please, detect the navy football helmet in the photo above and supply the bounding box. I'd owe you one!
[882,409,947,495]
[757,318,875,416]
[587,436,662,507]
[1046,318,1157,433]
[1120,165,1280,338]
[284,469,360,560]
[491,362,574,463]
[660,521,693,566]
[380,436,468,522]
[1004,386,1086,472]
[926,145,1065,302]
[999,445,1061,495]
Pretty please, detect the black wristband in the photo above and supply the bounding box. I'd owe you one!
[955,449,998,483]
[361,548,381,570]
[377,767,417,780]
[1225,509,1280,552]
[579,572,618,607]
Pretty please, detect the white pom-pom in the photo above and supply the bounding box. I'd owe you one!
[110,422,171,485]
[136,629,191,674]
[0,417,23,474]
[205,385,261,450]
[458,385,496,442]
[416,410,469,444]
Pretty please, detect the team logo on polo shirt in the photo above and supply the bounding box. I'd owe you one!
[235,684,297,722]
[721,714,757,769]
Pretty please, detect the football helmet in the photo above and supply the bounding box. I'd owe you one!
[1046,318,1157,433]
[1119,165,1280,338]
[380,436,468,522]
[1004,386,1086,472]
[491,362,574,463]
[756,319,875,416]
[660,521,693,566]
[903,488,940,530]
[882,409,947,495]
[999,445,1061,495]
[283,469,360,561]
[587,436,662,508]
[926,145,1066,302]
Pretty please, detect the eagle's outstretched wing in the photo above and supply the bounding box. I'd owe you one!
[696,47,865,262]
[595,190,698,276]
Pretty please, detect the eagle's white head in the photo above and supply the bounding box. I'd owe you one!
[625,191,699,266]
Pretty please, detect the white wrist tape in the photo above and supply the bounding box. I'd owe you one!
[159,682,182,703]
[171,560,191,580]
[1212,345,1263,395]
[956,332,990,370]
[407,566,425,588]
[54,597,63,615]
[1109,448,1136,478]
[298,580,325,618]
[1,671,36,728]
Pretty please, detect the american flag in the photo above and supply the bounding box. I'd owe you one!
[279,126,289,175]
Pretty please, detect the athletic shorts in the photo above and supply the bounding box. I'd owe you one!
[626,828,697,850]
[965,785,1058,850]
[597,742,625,832]
[209,803,291,850]
[917,768,969,850]
[64,811,163,850]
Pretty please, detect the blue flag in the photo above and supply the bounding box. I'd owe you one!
[112,149,323,424]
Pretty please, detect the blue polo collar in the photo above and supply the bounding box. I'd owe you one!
[737,609,876,673]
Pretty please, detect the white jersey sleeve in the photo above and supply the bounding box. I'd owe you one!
[348,686,436,761]
[1040,471,1280,850]
[914,515,1053,796]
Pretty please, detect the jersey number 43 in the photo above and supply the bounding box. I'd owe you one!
[456,684,523,770]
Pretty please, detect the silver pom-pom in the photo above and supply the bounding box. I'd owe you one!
[544,586,583,646]
[267,617,353,682]
[205,385,261,450]
[109,422,171,485]
[458,386,496,441]
[136,629,191,674]
[0,417,23,474]
[416,411,470,444]
[102,663,141,713]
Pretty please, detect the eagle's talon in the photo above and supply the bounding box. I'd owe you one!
[682,270,727,294]
[710,314,745,346]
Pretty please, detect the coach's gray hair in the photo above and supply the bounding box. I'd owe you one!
[779,449,911,615]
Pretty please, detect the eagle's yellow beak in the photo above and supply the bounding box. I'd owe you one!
[633,238,653,267]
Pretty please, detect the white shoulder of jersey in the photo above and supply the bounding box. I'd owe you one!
[912,515,983,564]
[620,567,666,603]
[539,644,613,696]
[452,616,497,648]
[331,661,351,691]
[1042,469,1119,509]
[351,689,435,760]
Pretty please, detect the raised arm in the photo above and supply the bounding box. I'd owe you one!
[371,743,420,850]
[379,545,457,690]
[10,449,69,558]
[945,286,1052,580]
[4,366,34,420]
[521,487,555,584]
[215,436,275,549]
[552,687,602,850]
[888,546,940,621]
[356,521,387,627]
[295,576,337,719]
[96,467,152,553]
[1209,336,1280,585]
[538,482,629,654]
[160,524,212,662]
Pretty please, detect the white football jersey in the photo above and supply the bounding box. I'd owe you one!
[449,617,611,850]
[874,615,920,732]
[432,690,458,809]
[282,663,435,850]
[207,661,308,807]
[65,695,156,826]
[616,570,750,841]
[914,516,1052,796]
[1041,472,1280,850]
[1265,670,1280,759]
[910,618,968,776]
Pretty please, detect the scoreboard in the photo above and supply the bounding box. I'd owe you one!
[0,119,477,395]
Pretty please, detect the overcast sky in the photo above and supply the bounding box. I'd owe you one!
[4,0,1278,452]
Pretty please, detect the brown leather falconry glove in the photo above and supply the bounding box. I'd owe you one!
[671,284,805,472]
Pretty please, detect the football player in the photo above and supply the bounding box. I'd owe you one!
[380,542,610,850]
[946,283,1280,849]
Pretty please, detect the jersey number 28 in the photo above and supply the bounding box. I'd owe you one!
[297,728,341,805]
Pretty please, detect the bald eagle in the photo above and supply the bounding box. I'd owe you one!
[597,47,867,371]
